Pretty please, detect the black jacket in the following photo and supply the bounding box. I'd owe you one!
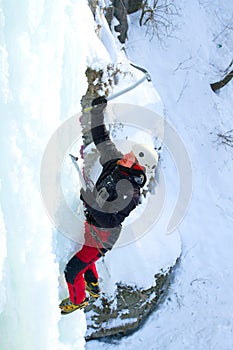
[83,104,146,229]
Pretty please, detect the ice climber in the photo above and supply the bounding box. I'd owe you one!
[60,96,159,314]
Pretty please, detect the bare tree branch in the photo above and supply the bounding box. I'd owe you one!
[212,12,233,42]
[210,68,233,92]
[139,0,179,41]
[216,129,233,148]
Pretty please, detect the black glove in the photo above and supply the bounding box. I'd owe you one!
[80,188,96,207]
[91,96,107,107]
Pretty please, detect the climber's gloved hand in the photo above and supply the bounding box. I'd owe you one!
[91,96,107,113]
[80,188,96,207]
[91,96,107,107]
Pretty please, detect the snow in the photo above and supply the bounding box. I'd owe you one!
[1,0,233,349]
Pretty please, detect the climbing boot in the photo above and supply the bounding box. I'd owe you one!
[59,297,88,315]
[85,281,101,298]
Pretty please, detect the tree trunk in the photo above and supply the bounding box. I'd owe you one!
[210,70,233,92]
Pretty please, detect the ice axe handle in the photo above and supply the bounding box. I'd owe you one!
[83,63,151,113]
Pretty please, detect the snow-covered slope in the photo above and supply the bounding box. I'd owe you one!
[1,0,233,349]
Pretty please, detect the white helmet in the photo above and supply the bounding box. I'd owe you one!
[132,143,158,175]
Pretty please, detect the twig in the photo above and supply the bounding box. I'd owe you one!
[215,129,233,148]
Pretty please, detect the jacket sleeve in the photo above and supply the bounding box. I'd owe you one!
[91,105,123,166]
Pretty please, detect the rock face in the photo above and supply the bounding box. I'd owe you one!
[111,0,128,44]
[85,263,179,340]
[123,0,143,14]
[105,0,143,43]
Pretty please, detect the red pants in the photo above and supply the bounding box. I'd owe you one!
[64,222,110,304]
[65,245,101,304]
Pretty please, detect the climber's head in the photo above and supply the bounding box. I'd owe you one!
[117,144,158,186]
[117,151,138,169]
